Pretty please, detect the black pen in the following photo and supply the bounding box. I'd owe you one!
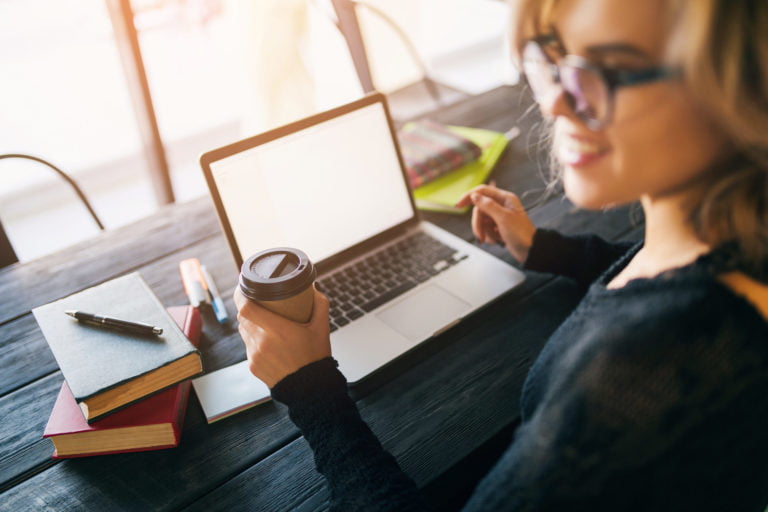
[65,310,163,336]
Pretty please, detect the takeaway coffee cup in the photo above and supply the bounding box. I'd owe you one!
[239,247,317,323]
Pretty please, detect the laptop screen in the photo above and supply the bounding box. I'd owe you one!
[205,99,415,265]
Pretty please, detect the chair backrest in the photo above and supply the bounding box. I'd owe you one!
[0,222,17,268]
[0,154,105,268]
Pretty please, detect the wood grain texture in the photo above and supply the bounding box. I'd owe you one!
[1,395,300,507]
[0,197,222,325]
[0,314,57,397]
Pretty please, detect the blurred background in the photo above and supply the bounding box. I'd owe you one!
[0,0,516,262]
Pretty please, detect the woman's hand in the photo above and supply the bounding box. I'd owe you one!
[234,286,332,388]
[456,184,537,264]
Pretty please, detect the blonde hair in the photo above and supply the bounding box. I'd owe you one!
[509,0,768,268]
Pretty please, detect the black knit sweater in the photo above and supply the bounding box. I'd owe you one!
[271,229,768,511]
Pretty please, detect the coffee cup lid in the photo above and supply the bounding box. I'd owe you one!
[239,247,316,302]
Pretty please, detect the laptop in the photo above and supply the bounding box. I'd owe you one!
[199,92,526,384]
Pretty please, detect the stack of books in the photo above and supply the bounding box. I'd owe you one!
[398,120,518,214]
[33,273,203,458]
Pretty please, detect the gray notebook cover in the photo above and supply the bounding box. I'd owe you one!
[33,272,201,403]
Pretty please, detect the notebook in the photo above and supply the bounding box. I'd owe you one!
[199,92,525,384]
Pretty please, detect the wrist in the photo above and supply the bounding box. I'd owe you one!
[511,226,536,264]
[271,357,346,406]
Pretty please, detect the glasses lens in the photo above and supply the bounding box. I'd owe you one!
[522,41,612,129]
[559,63,609,126]
[522,42,557,104]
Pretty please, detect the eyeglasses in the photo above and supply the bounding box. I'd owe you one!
[521,36,680,130]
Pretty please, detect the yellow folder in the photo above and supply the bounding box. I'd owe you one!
[411,125,513,214]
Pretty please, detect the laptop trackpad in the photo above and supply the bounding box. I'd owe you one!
[376,284,471,342]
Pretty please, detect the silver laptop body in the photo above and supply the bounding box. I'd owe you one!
[199,93,525,384]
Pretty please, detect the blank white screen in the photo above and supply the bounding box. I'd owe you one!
[209,102,414,263]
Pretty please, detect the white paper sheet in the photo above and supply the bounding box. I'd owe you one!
[192,360,271,423]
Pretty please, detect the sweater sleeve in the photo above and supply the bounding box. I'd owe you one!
[271,358,429,512]
[524,229,636,288]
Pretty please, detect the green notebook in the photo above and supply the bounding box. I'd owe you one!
[411,125,514,214]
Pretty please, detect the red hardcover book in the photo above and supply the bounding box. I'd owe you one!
[43,306,202,458]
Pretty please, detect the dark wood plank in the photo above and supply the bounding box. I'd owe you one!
[187,438,329,512]
[0,315,57,397]
[0,239,538,493]
[0,201,640,505]
[0,383,300,508]
[0,439,58,495]
[0,213,243,393]
[0,276,579,511]
[0,192,638,465]
[5,194,612,395]
[0,197,222,325]
[0,232,297,497]
[0,232,238,398]
[0,373,61,492]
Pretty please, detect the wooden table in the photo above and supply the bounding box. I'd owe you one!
[0,86,642,511]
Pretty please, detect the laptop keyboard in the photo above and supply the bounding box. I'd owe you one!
[317,232,469,332]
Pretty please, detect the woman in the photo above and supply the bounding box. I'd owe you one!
[234,0,768,509]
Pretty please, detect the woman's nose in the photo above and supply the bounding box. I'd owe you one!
[538,86,577,122]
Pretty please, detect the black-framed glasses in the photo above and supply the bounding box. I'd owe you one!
[521,36,680,130]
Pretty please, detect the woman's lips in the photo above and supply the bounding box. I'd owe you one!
[557,135,610,167]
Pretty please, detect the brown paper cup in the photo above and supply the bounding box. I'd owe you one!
[239,247,317,323]
[256,284,314,323]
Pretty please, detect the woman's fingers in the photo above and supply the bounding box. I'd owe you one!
[466,184,520,244]
[460,184,535,263]
[233,287,248,310]
[236,288,332,388]
[472,193,510,224]
[457,184,502,207]
[459,184,523,211]
[505,191,525,212]
[308,288,331,333]
[455,191,474,208]
[471,200,488,242]
[237,295,292,333]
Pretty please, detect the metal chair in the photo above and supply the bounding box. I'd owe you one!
[327,0,471,118]
[330,0,441,100]
[0,154,105,268]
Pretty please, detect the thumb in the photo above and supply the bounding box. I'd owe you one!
[506,193,525,212]
[455,190,473,207]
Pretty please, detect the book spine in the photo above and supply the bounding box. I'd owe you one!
[172,381,191,443]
